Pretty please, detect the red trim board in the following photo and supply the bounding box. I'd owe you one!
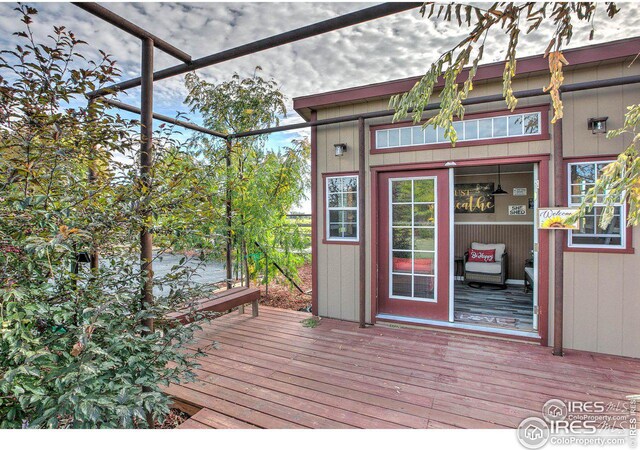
[310,110,318,316]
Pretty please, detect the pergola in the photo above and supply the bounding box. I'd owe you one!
[71,1,423,335]
[71,2,640,356]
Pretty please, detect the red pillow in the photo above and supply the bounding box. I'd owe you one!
[468,248,495,263]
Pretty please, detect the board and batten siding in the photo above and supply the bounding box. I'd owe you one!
[313,57,640,357]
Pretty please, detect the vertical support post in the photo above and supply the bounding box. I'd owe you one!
[265,253,269,297]
[358,117,366,328]
[225,138,233,290]
[140,37,154,335]
[87,99,99,272]
[310,111,318,316]
[552,103,564,356]
[139,36,155,429]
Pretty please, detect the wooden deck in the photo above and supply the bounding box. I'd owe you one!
[169,306,640,429]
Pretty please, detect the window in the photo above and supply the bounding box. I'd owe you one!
[567,160,626,249]
[326,175,358,242]
[374,111,542,150]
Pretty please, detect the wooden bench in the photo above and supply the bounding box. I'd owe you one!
[168,286,261,324]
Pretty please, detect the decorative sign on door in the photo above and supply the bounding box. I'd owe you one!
[538,207,580,229]
[454,183,495,213]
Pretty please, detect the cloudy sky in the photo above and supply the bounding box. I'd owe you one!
[2,1,640,210]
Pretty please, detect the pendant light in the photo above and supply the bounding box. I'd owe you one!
[492,165,508,195]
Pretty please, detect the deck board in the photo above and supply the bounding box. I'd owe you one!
[168,306,640,429]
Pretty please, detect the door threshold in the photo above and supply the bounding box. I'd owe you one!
[375,313,540,340]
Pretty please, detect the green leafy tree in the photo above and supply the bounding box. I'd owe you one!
[0,5,211,428]
[390,2,638,227]
[184,71,310,287]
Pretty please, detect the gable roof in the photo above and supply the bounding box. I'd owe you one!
[293,36,640,120]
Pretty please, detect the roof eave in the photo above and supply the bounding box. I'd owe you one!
[293,35,640,120]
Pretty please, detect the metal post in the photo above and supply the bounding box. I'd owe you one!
[265,253,269,298]
[139,36,155,429]
[87,99,99,272]
[358,117,366,328]
[552,102,564,356]
[225,138,233,291]
[140,37,154,333]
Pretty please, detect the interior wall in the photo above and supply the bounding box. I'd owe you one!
[454,172,534,223]
[455,224,533,281]
[454,171,534,280]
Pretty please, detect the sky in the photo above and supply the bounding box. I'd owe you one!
[2,1,640,211]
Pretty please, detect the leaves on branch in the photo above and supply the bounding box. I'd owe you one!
[391,2,619,136]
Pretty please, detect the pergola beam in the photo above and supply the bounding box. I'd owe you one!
[73,2,192,63]
[86,2,422,98]
[101,98,227,139]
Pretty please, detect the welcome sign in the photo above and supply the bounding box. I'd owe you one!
[538,207,580,230]
[454,183,495,214]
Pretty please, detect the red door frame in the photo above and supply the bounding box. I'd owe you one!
[377,169,451,320]
[370,154,550,346]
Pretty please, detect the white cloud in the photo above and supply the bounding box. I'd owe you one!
[2,1,640,213]
[3,2,638,121]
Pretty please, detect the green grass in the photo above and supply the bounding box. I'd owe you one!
[301,317,320,328]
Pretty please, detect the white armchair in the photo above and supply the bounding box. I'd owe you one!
[464,242,508,288]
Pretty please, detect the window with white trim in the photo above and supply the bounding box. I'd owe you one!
[375,111,541,149]
[326,175,358,241]
[567,160,626,249]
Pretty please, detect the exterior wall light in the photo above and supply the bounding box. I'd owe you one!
[588,117,608,134]
[334,143,347,157]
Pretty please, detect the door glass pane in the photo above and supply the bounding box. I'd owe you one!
[392,204,412,226]
[392,275,412,297]
[392,251,412,274]
[414,252,435,275]
[413,179,435,202]
[392,180,412,203]
[414,228,435,251]
[392,228,412,250]
[413,276,435,299]
[414,204,435,226]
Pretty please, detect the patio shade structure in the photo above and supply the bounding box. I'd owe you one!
[74,1,424,340]
[73,1,640,356]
